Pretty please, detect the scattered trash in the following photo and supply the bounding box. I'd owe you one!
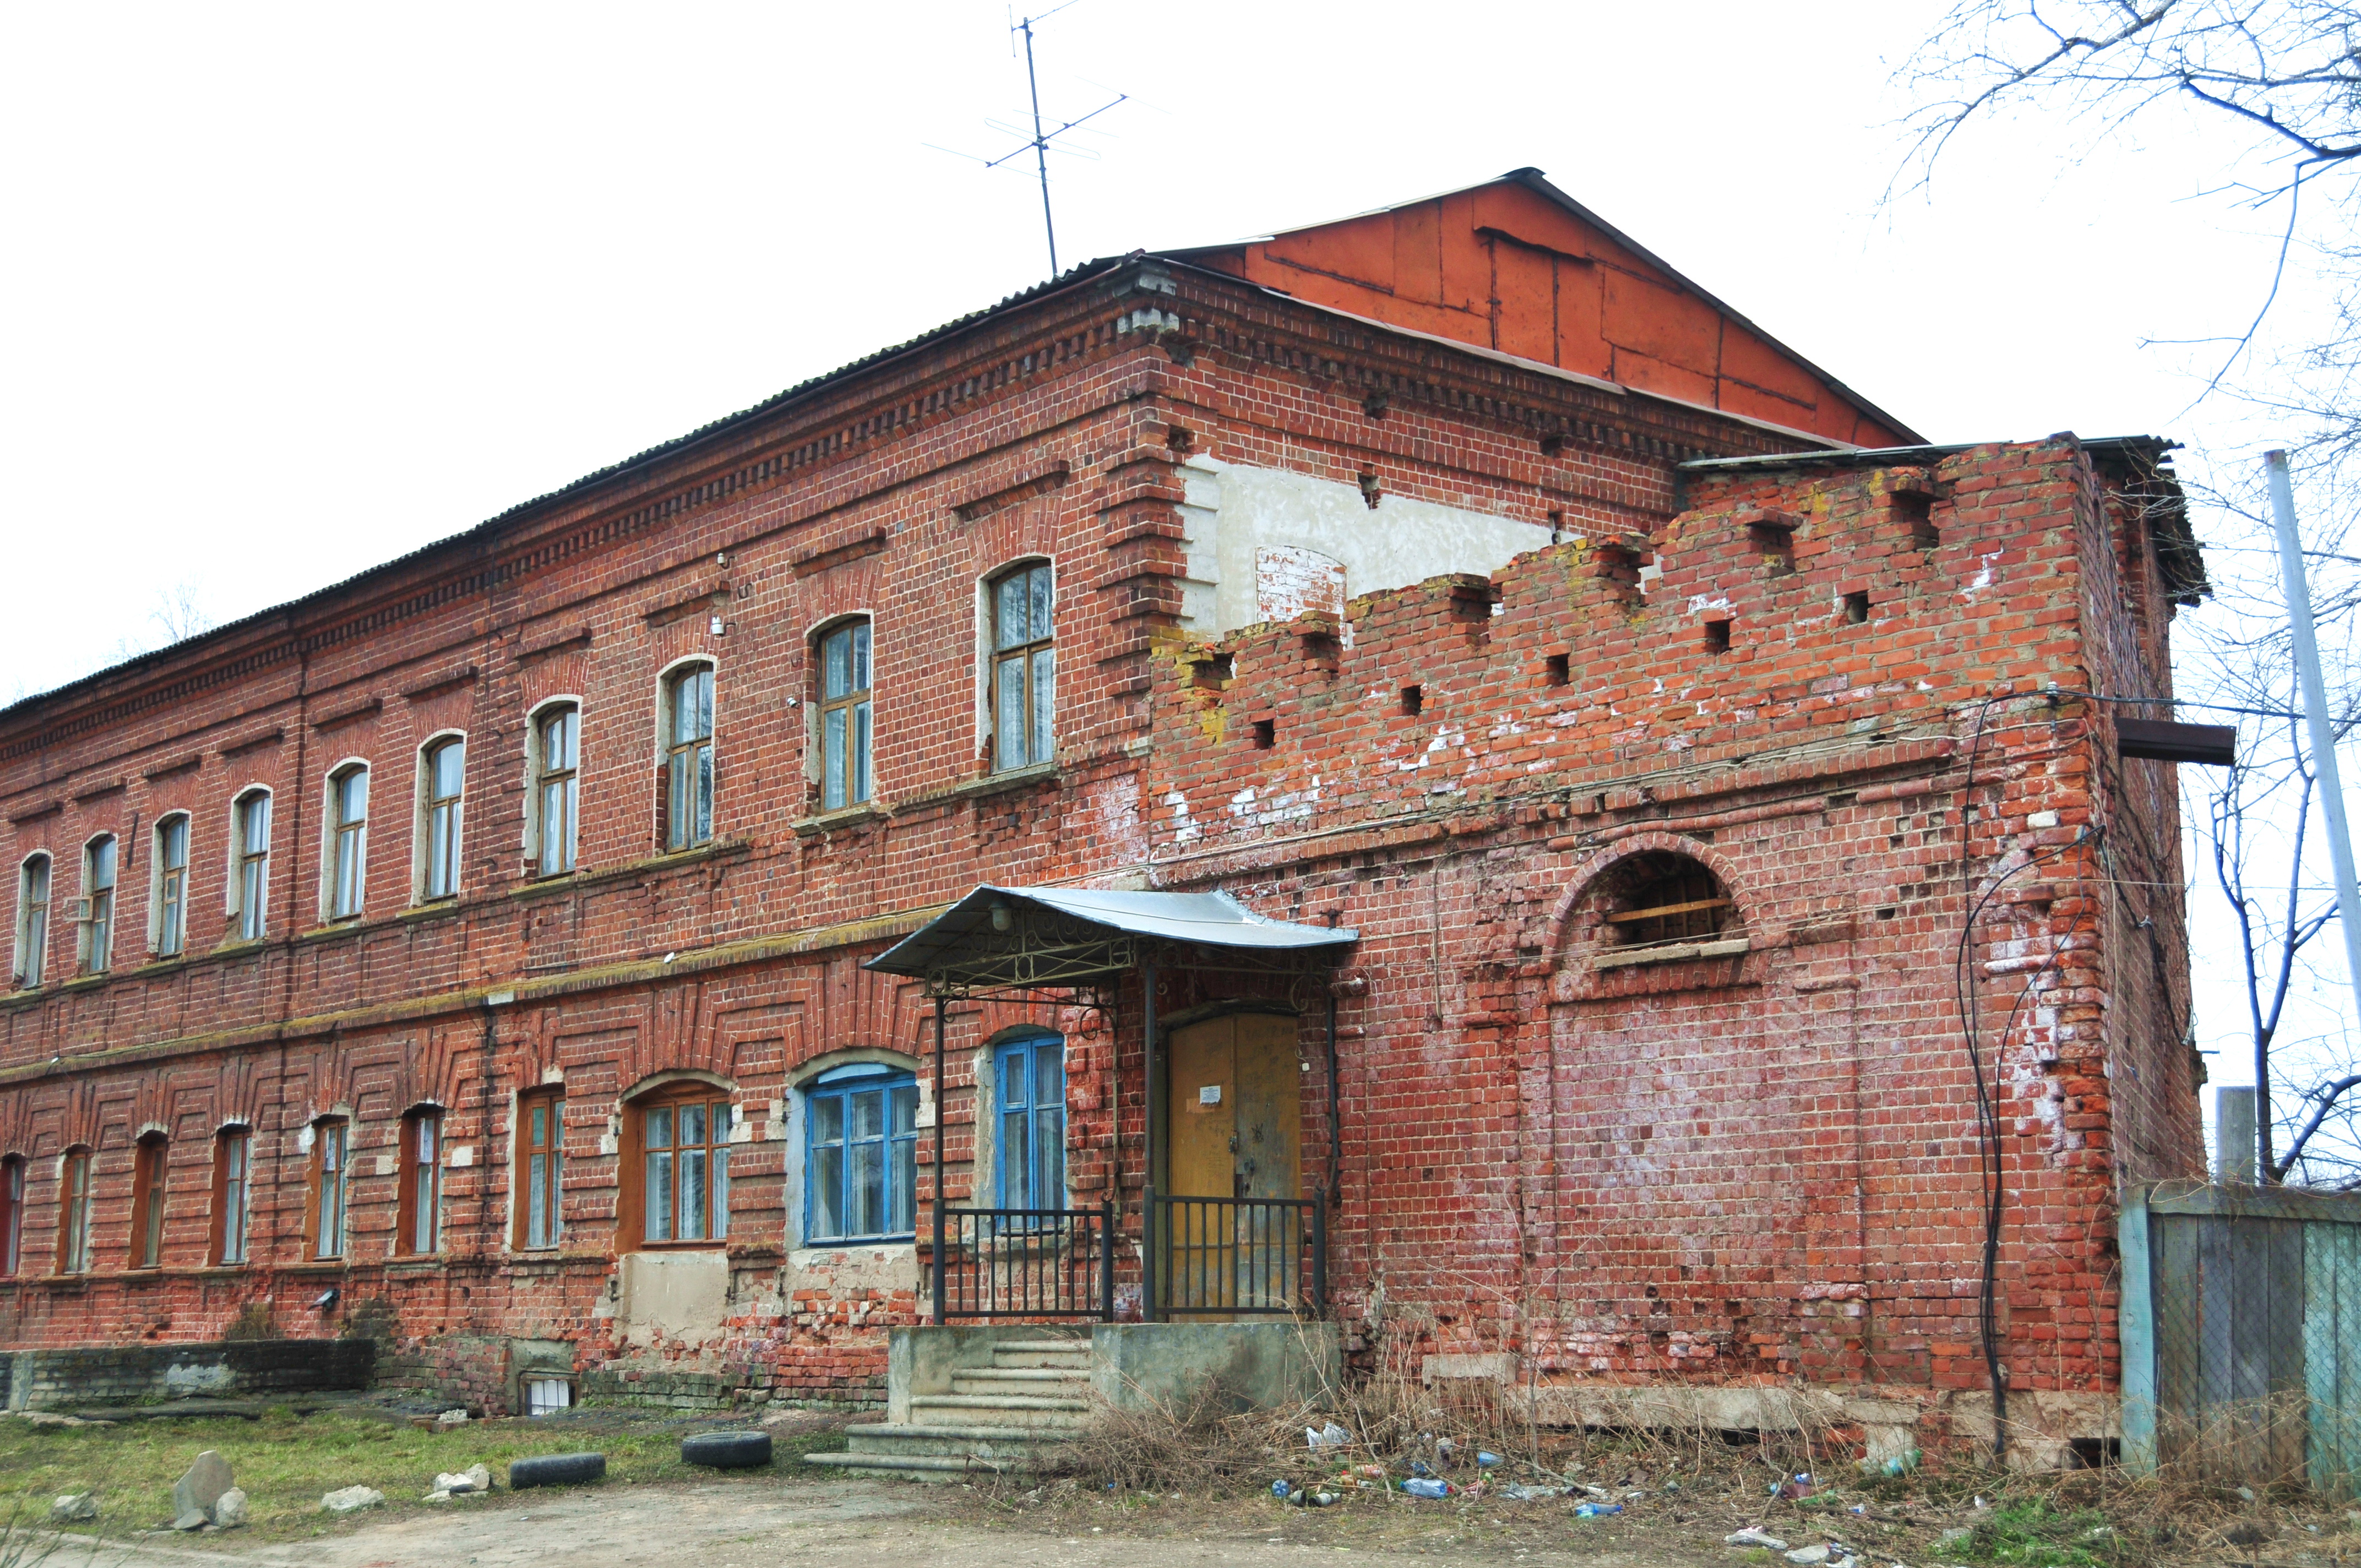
[1581,1484,1612,1499]
[48,1494,96,1525]
[1353,1463,1388,1480]
[1850,1504,1868,1515]
[2237,1485,2257,1503]
[1971,1495,1988,1511]
[1475,1451,1502,1469]
[1401,1478,1452,1499]
[1305,1423,1351,1451]
[509,1452,606,1490]
[1410,1460,1437,1479]
[211,1488,248,1529]
[1435,1438,1457,1465]
[1575,1501,1623,1518]
[1726,1529,1789,1551]
[1270,1479,1292,1499]
[319,1485,385,1515]
[1500,1484,1564,1501]
[1775,1478,1815,1501]
[1878,1451,1921,1478]
[1785,1546,1831,1565]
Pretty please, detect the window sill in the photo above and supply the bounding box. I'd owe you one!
[61,971,112,992]
[297,919,367,946]
[396,900,463,925]
[138,954,191,977]
[628,1239,731,1252]
[280,1259,348,1274]
[211,937,269,959]
[790,802,892,839]
[1591,936,1751,971]
[507,838,749,903]
[956,763,1060,803]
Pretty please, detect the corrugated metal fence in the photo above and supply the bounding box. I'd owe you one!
[2121,1183,2361,1497]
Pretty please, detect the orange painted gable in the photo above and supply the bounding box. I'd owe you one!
[1173,170,1919,449]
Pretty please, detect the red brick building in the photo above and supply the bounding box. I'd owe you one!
[0,171,2205,1458]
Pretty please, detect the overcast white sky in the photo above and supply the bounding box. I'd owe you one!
[0,3,2344,1137]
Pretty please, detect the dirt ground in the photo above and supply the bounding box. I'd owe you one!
[53,1473,1783,1568]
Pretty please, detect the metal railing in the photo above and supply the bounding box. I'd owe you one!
[932,1201,1117,1322]
[1151,1190,1324,1317]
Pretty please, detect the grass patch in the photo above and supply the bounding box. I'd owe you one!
[1964,1498,2121,1567]
[0,1405,839,1539]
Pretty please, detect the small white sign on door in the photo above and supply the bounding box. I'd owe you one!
[1198,1085,1223,1106]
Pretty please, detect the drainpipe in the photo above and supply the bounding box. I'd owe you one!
[1143,960,1158,1325]
[1325,992,1340,1204]
[932,993,946,1325]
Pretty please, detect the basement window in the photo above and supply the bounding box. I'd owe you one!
[526,1378,574,1417]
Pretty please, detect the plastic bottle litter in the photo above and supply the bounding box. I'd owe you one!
[1725,1529,1789,1551]
[1475,1451,1502,1469]
[1401,1478,1451,1499]
[1574,1502,1623,1518]
[1409,1460,1437,1479]
[1500,1483,1564,1501]
[1270,1480,1294,1499]
[1305,1423,1351,1451]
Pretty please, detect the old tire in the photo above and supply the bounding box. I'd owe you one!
[681,1430,772,1469]
[509,1452,607,1489]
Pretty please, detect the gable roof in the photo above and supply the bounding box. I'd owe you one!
[1169,167,1923,449]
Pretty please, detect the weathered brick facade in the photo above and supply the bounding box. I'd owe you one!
[0,176,2203,1453]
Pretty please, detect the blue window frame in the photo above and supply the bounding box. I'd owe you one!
[995,1034,1065,1210]
[805,1065,918,1243]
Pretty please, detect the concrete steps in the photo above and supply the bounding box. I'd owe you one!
[803,1330,1095,1479]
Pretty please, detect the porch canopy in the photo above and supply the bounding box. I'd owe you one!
[864,884,1357,998]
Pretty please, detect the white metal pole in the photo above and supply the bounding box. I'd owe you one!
[2265,448,2361,1182]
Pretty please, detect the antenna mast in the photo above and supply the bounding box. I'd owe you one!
[1016,14,1059,275]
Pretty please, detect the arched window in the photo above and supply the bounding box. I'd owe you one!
[805,1064,917,1243]
[328,765,369,919]
[307,1117,348,1260]
[56,1147,93,1275]
[420,738,465,901]
[661,664,715,851]
[79,835,117,975]
[995,1033,1065,1210]
[231,791,271,941]
[817,620,873,810]
[397,1107,442,1255]
[0,1156,23,1277]
[628,1081,730,1246]
[515,1087,565,1250]
[1598,852,1734,949]
[211,1126,251,1266]
[988,562,1054,772]
[532,704,580,878]
[14,854,50,988]
[129,1134,167,1268]
[153,814,191,958]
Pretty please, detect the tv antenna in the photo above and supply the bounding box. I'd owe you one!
[928,4,1125,276]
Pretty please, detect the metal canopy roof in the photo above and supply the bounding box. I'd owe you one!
[864,885,1358,997]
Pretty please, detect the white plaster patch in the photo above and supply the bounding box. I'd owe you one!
[373,1155,396,1176]
[1165,788,1200,845]
[448,1145,474,1168]
[1255,545,1346,624]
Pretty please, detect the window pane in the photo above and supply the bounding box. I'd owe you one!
[528,1153,549,1249]
[1038,1107,1066,1206]
[678,1103,705,1148]
[1003,1112,1029,1207]
[646,1150,673,1241]
[995,656,1025,770]
[812,1144,844,1239]
[1033,1044,1064,1111]
[809,1093,842,1146]
[851,621,870,691]
[1027,564,1052,642]
[646,1105,672,1150]
[850,1140,882,1236]
[540,782,567,875]
[890,1134,915,1234]
[995,573,1026,651]
[679,1148,708,1240]
[824,627,850,700]
[428,805,454,898]
[852,700,870,805]
[161,818,187,870]
[1003,1052,1026,1107]
[890,1085,917,1137]
[89,838,116,890]
[850,1089,883,1140]
[823,706,846,812]
[340,770,367,824]
[694,743,713,843]
[713,1142,727,1240]
[433,743,464,799]
[1029,646,1054,766]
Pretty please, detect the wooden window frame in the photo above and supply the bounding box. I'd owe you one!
[421,738,465,902]
[0,1156,23,1277]
[395,1109,442,1256]
[621,1084,730,1249]
[817,620,873,811]
[154,814,189,959]
[232,791,270,942]
[515,1088,565,1250]
[329,765,369,921]
[79,835,117,976]
[994,1035,1066,1211]
[661,666,715,852]
[211,1128,251,1267]
[56,1147,92,1275]
[15,854,49,988]
[988,562,1054,774]
[805,1068,918,1244]
[534,706,579,879]
[306,1119,348,1261]
[129,1135,167,1269]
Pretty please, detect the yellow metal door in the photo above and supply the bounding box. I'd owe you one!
[1163,1011,1303,1312]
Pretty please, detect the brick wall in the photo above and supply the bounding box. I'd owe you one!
[0,248,2200,1436]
